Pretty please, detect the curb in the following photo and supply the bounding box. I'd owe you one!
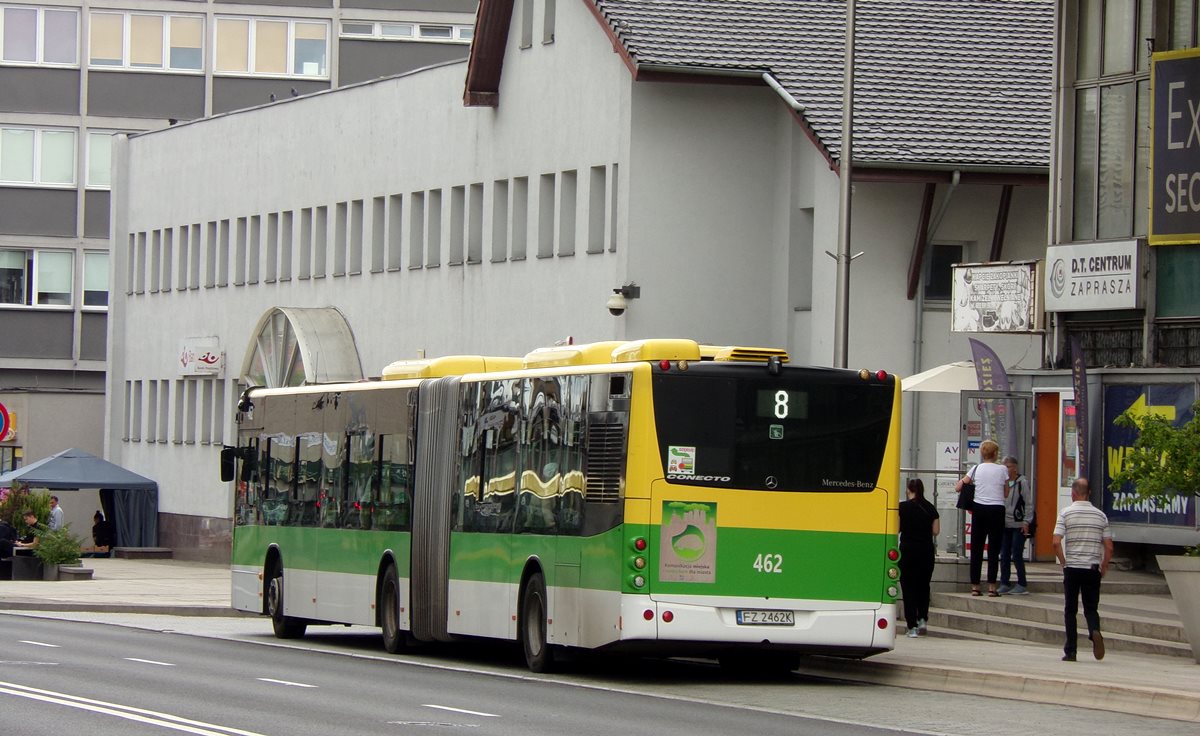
[794,656,1200,723]
[0,602,253,618]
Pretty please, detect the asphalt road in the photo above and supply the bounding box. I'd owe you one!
[0,613,1191,736]
[1,615,911,736]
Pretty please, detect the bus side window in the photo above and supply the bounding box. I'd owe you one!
[457,383,484,533]
[344,431,374,530]
[264,438,294,526]
[376,433,410,531]
[297,432,322,527]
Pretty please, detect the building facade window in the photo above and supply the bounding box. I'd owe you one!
[89,12,203,71]
[1,5,77,66]
[924,243,964,302]
[0,248,73,306]
[0,126,75,186]
[216,17,328,78]
[1070,0,1152,241]
[83,250,109,308]
[87,131,115,188]
[339,20,472,43]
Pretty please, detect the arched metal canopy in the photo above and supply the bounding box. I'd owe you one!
[239,306,363,388]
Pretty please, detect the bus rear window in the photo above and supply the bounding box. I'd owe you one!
[652,368,893,491]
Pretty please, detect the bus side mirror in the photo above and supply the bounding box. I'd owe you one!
[220,446,237,482]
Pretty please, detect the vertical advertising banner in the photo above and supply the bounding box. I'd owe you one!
[1103,384,1196,525]
[1069,335,1089,480]
[968,338,1014,456]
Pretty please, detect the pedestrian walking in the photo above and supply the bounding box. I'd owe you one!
[956,439,1007,596]
[898,478,940,638]
[997,456,1032,595]
[1052,477,1113,662]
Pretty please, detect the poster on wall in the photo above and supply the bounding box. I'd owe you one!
[1103,384,1197,526]
[951,261,1043,333]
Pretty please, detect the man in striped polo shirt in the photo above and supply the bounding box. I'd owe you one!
[1052,477,1114,662]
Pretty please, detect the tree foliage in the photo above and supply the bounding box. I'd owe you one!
[0,483,52,533]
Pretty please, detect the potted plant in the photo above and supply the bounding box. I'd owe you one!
[33,524,84,581]
[1109,400,1200,663]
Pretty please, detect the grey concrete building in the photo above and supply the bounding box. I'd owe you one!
[0,1,476,476]
[108,0,1055,561]
[1038,0,1200,552]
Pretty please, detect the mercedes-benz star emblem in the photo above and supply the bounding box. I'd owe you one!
[765,476,778,489]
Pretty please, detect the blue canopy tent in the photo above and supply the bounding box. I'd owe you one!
[0,448,158,547]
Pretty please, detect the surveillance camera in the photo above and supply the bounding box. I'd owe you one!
[607,292,628,316]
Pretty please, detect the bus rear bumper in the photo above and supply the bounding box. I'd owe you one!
[619,596,896,654]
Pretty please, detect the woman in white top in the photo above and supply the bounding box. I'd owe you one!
[956,439,1008,596]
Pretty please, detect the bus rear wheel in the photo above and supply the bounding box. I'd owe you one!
[521,572,554,673]
[380,564,405,653]
[267,565,307,639]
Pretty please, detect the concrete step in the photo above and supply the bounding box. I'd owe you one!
[113,547,173,559]
[56,566,94,581]
[920,607,1194,658]
[931,592,1187,643]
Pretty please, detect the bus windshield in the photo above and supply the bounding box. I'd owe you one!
[652,367,893,492]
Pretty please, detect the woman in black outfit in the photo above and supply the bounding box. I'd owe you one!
[898,478,940,637]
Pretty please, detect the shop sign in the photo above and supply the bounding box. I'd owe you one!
[179,338,224,377]
[951,261,1043,333]
[0,402,15,441]
[1151,48,1200,245]
[1044,241,1138,311]
[1103,383,1196,526]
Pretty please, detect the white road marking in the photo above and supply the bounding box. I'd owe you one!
[125,657,176,666]
[421,704,499,718]
[0,680,265,736]
[18,640,60,648]
[256,677,317,688]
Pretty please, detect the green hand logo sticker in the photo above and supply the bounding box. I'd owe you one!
[671,524,707,560]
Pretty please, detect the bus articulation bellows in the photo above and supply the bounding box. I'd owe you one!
[221,338,903,672]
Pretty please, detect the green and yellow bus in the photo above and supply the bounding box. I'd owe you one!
[222,338,902,671]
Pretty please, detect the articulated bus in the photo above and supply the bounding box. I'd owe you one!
[222,338,902,671]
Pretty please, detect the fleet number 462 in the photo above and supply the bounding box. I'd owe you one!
[753,553,783,573]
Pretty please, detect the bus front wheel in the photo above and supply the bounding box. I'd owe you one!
[380,564,405,653]
[267,565,307,639]
[521,572,554,673]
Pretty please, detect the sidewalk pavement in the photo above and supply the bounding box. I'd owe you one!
[2,558,1198,723]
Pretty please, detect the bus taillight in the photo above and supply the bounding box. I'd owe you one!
[643,609,654,621]
[877,618,889,630]
[661,610,674,623]
[658,359,671,371]
[633,537,647,551]
[887,548,899,561]
[875,370,888,381]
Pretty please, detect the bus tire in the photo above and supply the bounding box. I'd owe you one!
[521,572,554,673]
[267,565,307,639]
[380,564,405,653]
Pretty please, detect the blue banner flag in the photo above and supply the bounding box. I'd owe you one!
[1069,334,1089,481]
[968,338,1010,392]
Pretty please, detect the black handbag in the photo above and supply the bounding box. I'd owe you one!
[956,480,976,510]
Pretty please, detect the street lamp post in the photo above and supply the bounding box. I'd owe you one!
[833,0,856,369]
